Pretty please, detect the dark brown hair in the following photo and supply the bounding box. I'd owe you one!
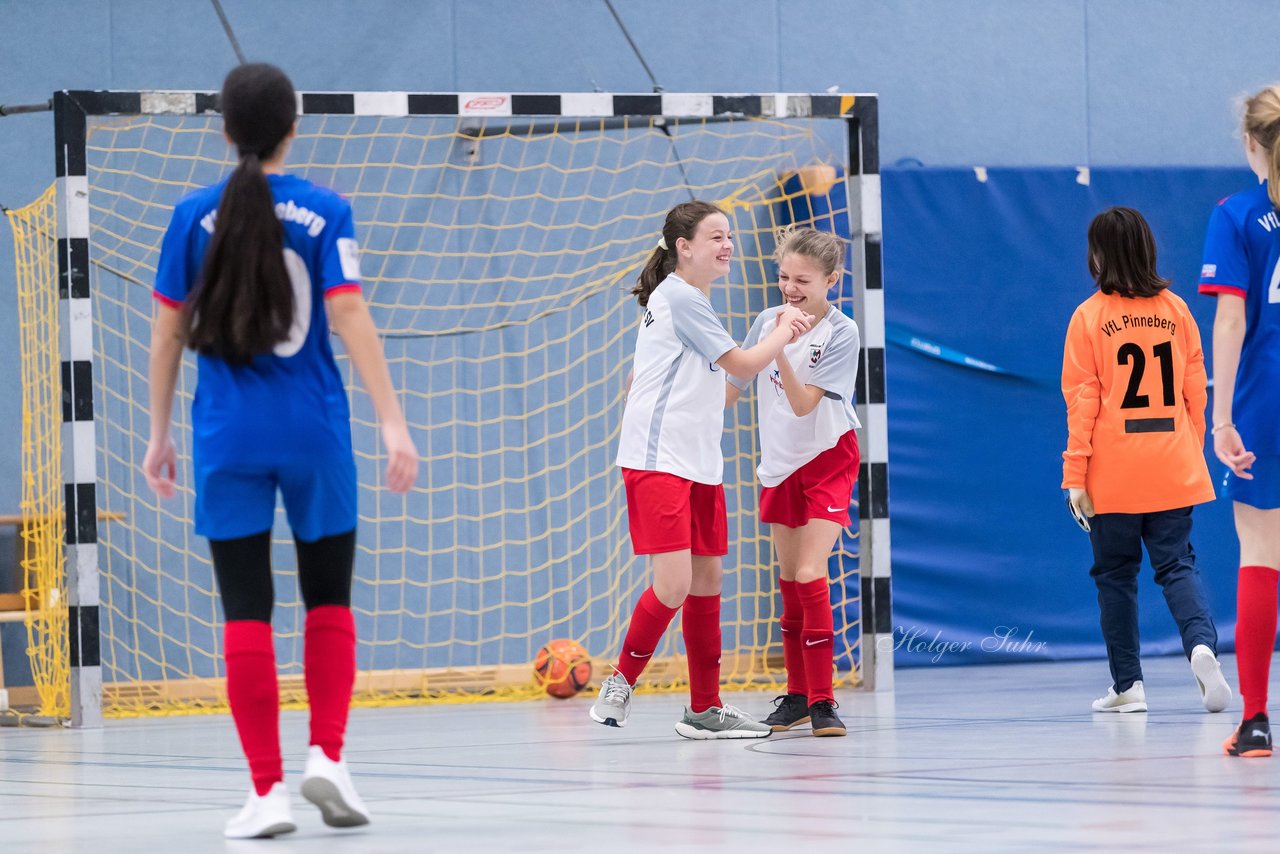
[183,63,298,364]
[1087,206,1170,299]
[632,200,727,307]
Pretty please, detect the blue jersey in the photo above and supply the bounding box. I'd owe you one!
[154,173,362,539]
[1198,181,1280,455]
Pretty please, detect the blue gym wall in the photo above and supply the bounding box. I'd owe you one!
[2,1,1275,684]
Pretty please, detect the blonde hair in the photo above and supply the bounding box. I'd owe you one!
[773,226,846,279]
[1243,84,1280,208]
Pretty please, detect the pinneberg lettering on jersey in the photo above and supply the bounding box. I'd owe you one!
[199,199,328,238]
[1258,210,1280,232]
[1099,314,1176,338]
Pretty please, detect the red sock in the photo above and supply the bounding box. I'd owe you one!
[1237,565,1279,719]
[305,605,356,762]
[779,579,806,697]
[682,593,723,713]
[224,620,281,796]
[617,587,679,685]
[798,578,835,705]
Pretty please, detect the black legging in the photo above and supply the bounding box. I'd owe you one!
[209,528,356,623]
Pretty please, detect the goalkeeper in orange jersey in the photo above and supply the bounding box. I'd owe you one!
[1061,206,1231,715]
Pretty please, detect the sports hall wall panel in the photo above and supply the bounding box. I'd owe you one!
[883,166,1251,666]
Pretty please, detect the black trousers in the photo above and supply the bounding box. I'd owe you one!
[1088,506,1217,692]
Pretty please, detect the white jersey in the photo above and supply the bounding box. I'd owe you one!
[616,274,737,484]
[729,306,861,487]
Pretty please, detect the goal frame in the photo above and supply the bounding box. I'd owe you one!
[52,89,892,728]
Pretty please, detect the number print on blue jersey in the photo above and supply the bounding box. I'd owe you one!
[274,248,312,358]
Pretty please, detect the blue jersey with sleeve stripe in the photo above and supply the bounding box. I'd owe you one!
[1198,180,1280,454]
[154,173,361,492]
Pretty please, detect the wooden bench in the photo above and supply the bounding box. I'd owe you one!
[0,511,125,707]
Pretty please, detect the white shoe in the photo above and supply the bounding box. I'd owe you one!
[1092,680,1147,713]
[224,781,296,839]
[301,745,371,828]
[1191,644,1232,713]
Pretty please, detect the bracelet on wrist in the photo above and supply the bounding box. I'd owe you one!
[1211,422,1235,434]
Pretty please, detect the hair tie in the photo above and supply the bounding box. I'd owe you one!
[657,236,668,251]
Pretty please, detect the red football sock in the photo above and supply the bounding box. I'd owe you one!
[1237,565,1279,720]
[224,620,281,796]
[682,593,723,713]
[617,587,679,685]
[779,579,807,697]
[798,578,835,705]
[305,605,356,762]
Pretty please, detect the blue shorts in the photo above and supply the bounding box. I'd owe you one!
[1224,454,1280,510]
[194,453,357,542]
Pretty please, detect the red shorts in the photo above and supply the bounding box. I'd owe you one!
[621,468,728,556]
[760,430,860,528]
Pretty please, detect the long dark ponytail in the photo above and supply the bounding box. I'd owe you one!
[184,63,298,364]
[631,200,726,307]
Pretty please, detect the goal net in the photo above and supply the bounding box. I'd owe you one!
[16,92,884,721]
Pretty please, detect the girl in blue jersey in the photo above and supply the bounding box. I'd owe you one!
[1199,84,1280,758]
[143,64,418,836]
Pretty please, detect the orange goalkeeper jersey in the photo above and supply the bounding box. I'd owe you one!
[1061,288,1214,514]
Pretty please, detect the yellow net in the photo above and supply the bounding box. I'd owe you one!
[23,112,860,717]
[8,183,70,719]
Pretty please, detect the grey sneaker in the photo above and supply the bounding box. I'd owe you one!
[589,672,632,728]
[674,704,772,739]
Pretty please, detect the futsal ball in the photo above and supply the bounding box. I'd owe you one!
[533,639,592,699]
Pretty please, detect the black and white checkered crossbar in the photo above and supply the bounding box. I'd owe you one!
[52,90,891,721]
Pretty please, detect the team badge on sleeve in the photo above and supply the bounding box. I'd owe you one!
[338,237,361,281]
[1201,264,1217,279]
[808,344,823,366]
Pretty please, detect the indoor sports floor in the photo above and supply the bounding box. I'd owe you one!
[1,654,1274,852]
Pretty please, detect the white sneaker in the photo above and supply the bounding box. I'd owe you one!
[224,781,296,839]
[1092,680,1148,713]
[1191,644,1232,713]
[301,745,371,828]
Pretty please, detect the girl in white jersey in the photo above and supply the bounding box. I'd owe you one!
[727,228,861,737]
[590,200,812,738]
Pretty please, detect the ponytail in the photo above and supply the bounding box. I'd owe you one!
[632,243,674,308]
[630,200,726,308]
[183,62,298,365]
[184,152,293,364]
[1269,136,1280,209]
